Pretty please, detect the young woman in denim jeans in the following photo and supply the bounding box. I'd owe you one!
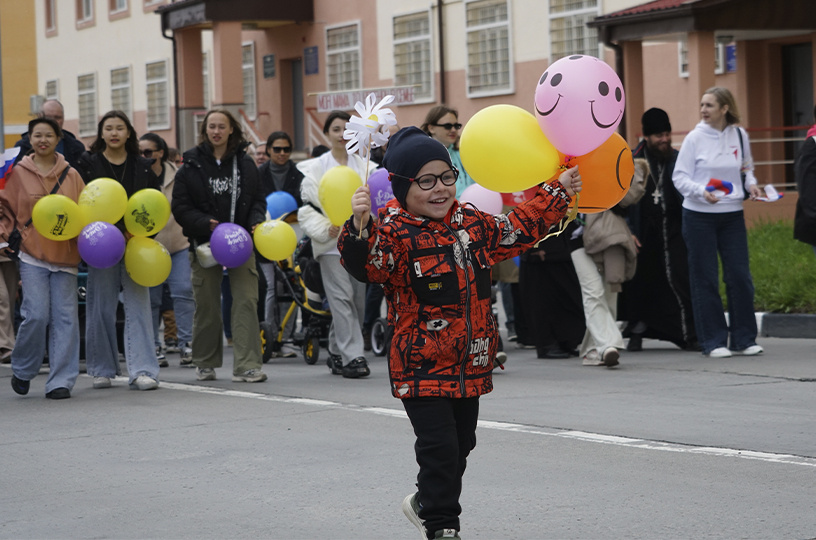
[672,87,764,359]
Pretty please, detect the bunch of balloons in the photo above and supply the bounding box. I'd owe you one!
[460,54,633,213]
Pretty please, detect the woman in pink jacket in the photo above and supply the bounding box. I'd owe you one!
[0,117,85,399]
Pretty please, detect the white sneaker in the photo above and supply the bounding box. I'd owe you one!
[131,375,159,391]
[402,493,426,540]
[736,345,763,356]
[232,369,268,383]
[93,376,112,389]
[707,347,732,358]
[602,347,620,367]
[196,367,216,381]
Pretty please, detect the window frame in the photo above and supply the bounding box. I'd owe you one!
[202,51,211,110]
[110,66,132,118]
[77,72,98,138]
[145,59,171,131]
[325,21,362,92]
[45,0,58,35]
[392,10,434,103]
[464,0,515,99]
[242,42,257,120]
[548,0,600,61]
[76,0,94,28]
[45,79,60,101]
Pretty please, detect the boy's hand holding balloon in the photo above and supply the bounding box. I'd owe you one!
[558,165,582,197]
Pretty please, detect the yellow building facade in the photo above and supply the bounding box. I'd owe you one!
[1,0,38,150]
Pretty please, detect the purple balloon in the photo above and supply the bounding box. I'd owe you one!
[368,168,394,214]
[210,223,252,268]
[78,221,126,269]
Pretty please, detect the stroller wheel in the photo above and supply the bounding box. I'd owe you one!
[371,317,387,357]
[260,321,275,364]
[302,330,320,365]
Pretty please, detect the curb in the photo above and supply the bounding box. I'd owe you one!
[759,313,816,339]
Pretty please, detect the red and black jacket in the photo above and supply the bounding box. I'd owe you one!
[339,181,571,400]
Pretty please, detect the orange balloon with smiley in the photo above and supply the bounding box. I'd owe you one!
[557,132,634,214]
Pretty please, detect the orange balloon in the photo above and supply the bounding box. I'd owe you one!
[558,133,634,214]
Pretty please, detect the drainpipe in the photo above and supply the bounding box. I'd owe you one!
[161,11,181,149]
[437,0,446,104]
[600,27,626,138]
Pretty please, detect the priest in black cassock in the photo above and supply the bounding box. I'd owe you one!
[621,108,698,351]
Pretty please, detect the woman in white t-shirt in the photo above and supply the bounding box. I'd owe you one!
[672,87,764,359]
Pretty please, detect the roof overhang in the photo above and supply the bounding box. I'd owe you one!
[588,0,816,44]
[157,0,314,32]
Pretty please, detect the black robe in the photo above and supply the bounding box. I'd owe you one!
[620,140,697,349]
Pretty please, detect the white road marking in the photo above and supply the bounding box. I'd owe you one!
[159,381,816,468]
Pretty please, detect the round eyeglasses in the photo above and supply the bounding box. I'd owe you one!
[390,168,459,191]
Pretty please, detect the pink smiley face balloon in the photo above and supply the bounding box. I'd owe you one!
[534,55,625,157]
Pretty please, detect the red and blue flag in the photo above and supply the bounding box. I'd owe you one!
[0,147,21,189]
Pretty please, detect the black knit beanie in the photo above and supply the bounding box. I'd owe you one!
[382,126,453,208]
[641,108,672,136]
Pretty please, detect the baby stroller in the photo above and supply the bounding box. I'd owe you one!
[260,235,331,365]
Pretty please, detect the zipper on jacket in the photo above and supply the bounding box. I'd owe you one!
[445,222,472,399]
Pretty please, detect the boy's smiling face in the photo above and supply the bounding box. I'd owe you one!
[404,160,457,220]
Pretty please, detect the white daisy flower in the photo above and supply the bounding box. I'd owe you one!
[344,93,398,159]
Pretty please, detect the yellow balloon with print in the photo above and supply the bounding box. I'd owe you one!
[318,166,363,226]
[78,177,128,225]
[124,188,171,237]
[459,104,560,193]
[124,236,171,287]
[253,219,298,261]
[31,194,83,240]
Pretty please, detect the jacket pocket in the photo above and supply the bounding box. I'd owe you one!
[410,253,459,306]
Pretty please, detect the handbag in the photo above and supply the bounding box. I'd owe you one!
[4,166,70,261]
[196,159,239,268]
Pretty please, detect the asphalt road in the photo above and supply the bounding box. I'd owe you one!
[1,335,815,539]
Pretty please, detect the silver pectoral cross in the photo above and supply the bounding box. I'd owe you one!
[652,190,662,205]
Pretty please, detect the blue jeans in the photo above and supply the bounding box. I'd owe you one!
[13,261,79,393]
[86,260,159,382]
[681,209,758,353]
[150,249,194,347]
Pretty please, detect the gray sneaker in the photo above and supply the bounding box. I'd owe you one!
[402,493,426,540]
[196,367,216,381]
[130,375,159,391]
[156,347,168,368]
[433,530,461,539]
[179,343,193,366]
[232,369,268,383]
[93,376,112,389]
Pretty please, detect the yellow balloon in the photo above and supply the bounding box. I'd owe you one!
[124,237,171,287]
[78,178,128,225]
[459,104,560,193]
[253,220,298,261]
[124,188,171,237]
[318,166,363,226]
[31,194,83,240]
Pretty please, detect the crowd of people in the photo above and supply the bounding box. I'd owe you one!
[1,90,811,539]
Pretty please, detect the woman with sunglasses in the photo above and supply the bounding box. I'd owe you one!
[297,111,377,378]
[258,131,304,357]
[76,110,162,391]
[139,133,194,368]
[421,105,474,199]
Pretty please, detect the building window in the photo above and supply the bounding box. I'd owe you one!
[465,0,513,97]
[549,0,599,60]
[77,0,93,22]
[326,22,361,91]
[45,80,59,100]
[393,11,433,102]
[242,43,257,120]
[146,60,170,129]
[110,0,127,13]
[110,67,132,118]
[678,38,726,78]
[78,73,97,137]
[202,52,211,110]
[45,0,57,33]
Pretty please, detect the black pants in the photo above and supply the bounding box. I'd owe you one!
[402,396,480,538]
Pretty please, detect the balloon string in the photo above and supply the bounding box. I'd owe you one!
[533,192,580,247]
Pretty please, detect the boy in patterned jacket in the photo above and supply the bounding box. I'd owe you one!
[338,127,581,539]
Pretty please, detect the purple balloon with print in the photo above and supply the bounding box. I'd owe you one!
[210,223,253,268]
[368,168,394,214]
[78,221,126,268]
